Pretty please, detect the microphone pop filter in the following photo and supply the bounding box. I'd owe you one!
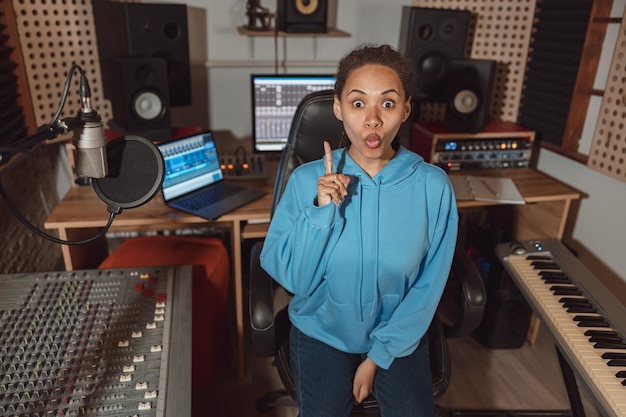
[93,135,164,213]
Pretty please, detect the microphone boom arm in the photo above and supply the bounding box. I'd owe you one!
[0,64,116,246]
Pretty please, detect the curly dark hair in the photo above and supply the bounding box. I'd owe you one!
[334,44,416,148]
[334,44,416,101]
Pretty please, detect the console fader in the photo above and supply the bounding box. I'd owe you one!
[0,266,192,417]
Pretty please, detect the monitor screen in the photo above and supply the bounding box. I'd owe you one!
[251,74,336,152]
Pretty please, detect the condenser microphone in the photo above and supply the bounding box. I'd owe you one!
[72,74,108,178]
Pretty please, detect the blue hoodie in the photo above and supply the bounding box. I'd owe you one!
[260,145,458,370]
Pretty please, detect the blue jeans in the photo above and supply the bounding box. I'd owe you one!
[289,325,436,417]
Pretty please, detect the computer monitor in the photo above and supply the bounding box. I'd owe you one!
[251,74,336,152]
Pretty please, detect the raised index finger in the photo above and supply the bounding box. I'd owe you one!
[324,141,333,174]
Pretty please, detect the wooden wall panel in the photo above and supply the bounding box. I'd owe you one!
[587,9,626,182]
[11,0,111,128]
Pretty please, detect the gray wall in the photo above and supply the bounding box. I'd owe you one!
[169,0,625,291]
[172,0,411,141]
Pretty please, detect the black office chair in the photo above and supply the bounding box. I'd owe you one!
[249,89,485,415]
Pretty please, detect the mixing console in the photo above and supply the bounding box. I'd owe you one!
[0,265,192,417]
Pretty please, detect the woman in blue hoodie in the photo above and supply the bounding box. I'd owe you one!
[260,44,458,417]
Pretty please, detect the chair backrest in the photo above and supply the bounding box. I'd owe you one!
[271,89,344,216]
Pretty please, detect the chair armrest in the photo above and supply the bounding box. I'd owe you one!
[441,244,486,338]
[249,241,278,357]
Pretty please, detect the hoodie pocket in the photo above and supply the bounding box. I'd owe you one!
[313,296,376,348]
[378,293,400,323]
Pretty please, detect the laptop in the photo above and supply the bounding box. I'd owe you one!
[158,130,266,220]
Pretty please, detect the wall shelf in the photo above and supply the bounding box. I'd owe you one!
[237,27,350,37]
[237,26,350,71]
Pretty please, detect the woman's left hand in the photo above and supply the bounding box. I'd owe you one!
[353,357,377,405]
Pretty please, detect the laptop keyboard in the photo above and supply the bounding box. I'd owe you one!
[177,182,245,211]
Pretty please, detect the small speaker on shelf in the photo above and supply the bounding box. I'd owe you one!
[104,56,170,135]
[277,0,328,33]
[445,59,496,134]
[399,6,470,102]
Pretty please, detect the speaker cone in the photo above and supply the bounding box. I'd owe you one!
[418,51,449,83]
[295,0,319,15]
[132,91,166,121]
[452,89,480,114]
[438,17,466,42]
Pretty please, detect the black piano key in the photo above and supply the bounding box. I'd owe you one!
[602,352,626,360]
[526,255,552,260]
[573,315,610,327]
[594,342,626,349]
[584,330,618,337]
[579,322,610,328]
[562,300,593,307]
[539,271,567,277]
[532,261,561,270]
[544,277,572,284]
[560,297,589,304]
[589,335,624,343]
[574,315,606,322]
[607,359,626,367]
[567,306,597,313]
[616,370,626,377]
[550,286,582,296]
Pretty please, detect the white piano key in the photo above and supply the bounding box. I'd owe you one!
[504,253,626,417]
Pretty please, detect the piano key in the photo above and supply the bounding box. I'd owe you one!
[574,315,609,323]
[590,334,625,342]
[550,286,583,296]
[540,272,569,278]
[585,330,619,338]
[594,342,626,350]
[544,277,573,284]
[567,306,598,314]
[497,245,626,417]
[590,336,625,344]
[578,321,611,328]
[531,261,561,269]
[573,315,610,328]
[561,298,593,306]
[603,353,626,360]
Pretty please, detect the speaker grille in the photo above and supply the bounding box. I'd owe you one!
[518,0,593,147]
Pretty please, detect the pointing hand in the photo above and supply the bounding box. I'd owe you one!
[317,141,350,206]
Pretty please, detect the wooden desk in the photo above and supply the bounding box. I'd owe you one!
[45,180,273,379]
[45,168,580,377]
[455,168,580,241]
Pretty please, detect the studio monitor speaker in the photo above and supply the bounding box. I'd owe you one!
[399,6,470,102]
[93,0,191,107]
[104,56,170,134]
[445,59,496,134]
[277,0,328,33]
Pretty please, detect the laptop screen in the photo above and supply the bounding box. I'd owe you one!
[158,131,223,201]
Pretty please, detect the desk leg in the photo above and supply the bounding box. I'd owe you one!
[57,227,109,270]
[230,220,245,379]
[511,199,572,241]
